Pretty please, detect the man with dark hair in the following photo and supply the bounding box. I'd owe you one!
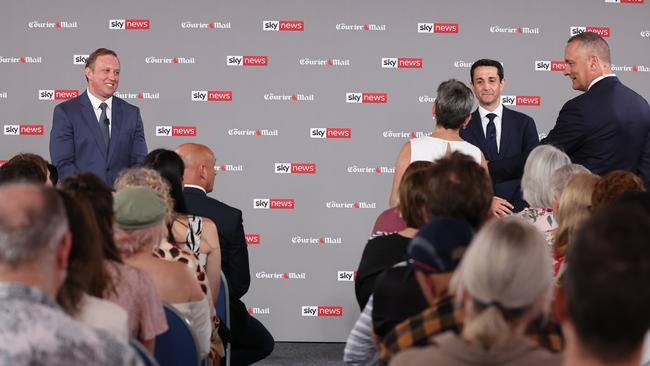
[50,47,147,186]
[560,202,650,366]
[489,32,650,188]
[461,59,539,213]
[0,159,47,184]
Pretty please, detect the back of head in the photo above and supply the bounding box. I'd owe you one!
[398,161,435,228]
[0,183,68,266]
[554,173,600,255]
[113,186,166,256]
[408,217,474,274]
[425,152,493,230]
[565,203,650,363]
[567,31,611,66]
[175,142,215,189]
[114,167,174,223]
[550,163,591,200]
[522,145,571,208]
[435,79,474,130]
[8,153,49,178]
[591,170,645,211]
[143,149,189,214]
[455,216,553,349]
[0,159,47,185]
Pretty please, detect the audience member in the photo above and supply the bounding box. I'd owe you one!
[0,183,142,365]
[560,203,650,366]
[518,145,571,245]
[113,186,211,358]
[56,189,129,339]
[60,173,167,352]
[549,164,591,214]
[391,216,561,366]
[370,208,406,237]
[0,159,47,184]
[47,163,59,186]
[590,170,645,210]
[176,142,274,366]
[7,153,50,184]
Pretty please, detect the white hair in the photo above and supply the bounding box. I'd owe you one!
[522,145,571,208]
[550,164,592,200]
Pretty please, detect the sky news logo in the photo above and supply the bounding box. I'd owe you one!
[570,26,610,37]
[247,307,270,315]
[253,198,295,209]
[417,22,459,33]
[535,60,566,72]
[227,55,268,66]
[155,125,197,137]
[181,21,231,29]
[301,306,343,317]
[145,57,196,64]
[245,234,261,245]
[256,272,306,279]
[501,95,541,106]
[0,56,42,64]
[227,128,278,137]
[382,130,430,139]
[611,64,650,72]
[73,54,89,65]
[216,164,243,172]
[346,92,388,104]
[39,89,79,100]
[338,271,356,282]
[191,90,232,101]
[114,92,160,100]
[109,19,150,30]
[264,93,314,102]
[347,165,395,174]
[263,20,304,31]
[382,57,423,68]
[299,58,350,66]
[0,160,6,166]
[489,25,539,34]
[310,128,352,139]
[291,236,342,245]
[28,21,77,29]
[4,125,44,136]
[326,201,377,209]
[275,163,316,174]
[335,23,386,31]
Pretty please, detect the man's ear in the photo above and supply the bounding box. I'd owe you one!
[84,67,92,80]
[55,231,72,272]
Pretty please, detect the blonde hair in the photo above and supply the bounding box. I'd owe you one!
[554,173,600,257]
[114,167,174,222]
[453,216,553,350]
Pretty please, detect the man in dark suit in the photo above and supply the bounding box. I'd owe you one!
[461,59,539,213]
[489,32,650,187]
[49,48,147,186]
[176,142,274,366]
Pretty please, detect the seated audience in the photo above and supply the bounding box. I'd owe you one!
[56,190,129,339]
[6,152,51,185]
[370,207,406,237]
[355,161,434,310]
[590,170,645,210]
[47,162,59,186]
[390,216,562,366]
[0,183,141,365]
[60,173,167,352]
[559,203,650,366]
[113,186,211,358]
[518,145,571,245]
[549,164,591,214]
[0,159,47,184]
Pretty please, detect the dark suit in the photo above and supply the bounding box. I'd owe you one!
[49,91,147,186]
[489,77,650,187]
[461,106,539,212]
[183,186,273,365]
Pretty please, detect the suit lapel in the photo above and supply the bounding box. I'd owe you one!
[499,107,515,158]
[468,109,487,152]
[107,97,123,163]
[79,92,108,160]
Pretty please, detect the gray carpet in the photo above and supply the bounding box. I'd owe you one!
[255,342,345,366]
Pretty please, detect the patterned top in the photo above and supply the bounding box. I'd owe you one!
[186,215,207,267]
[0,283,143,366]
[517,207,557,246]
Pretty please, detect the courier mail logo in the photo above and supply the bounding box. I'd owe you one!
[28,20,78,29]
[417,22,459,33]
[346,92,388,104]
[299,58,351,67]
[114,91,160,100]
[245,234,261,245]
[275,163,316,174]
[611,64,650,72]
[0,92,7,99]
[181,21,231,30]
[263,20,304,31]
[73,54,89,65]
[335,23,386,31]
[4,125,45,136]
[489,25,540,34]
[264,93,314,102]
[501,95,541,106]
[338,271,356,282]
[418,95,435,103]
[382,130,431,139]
[39,89,79,101]
[228,128,279,137]
[301,306,343,317]
[382,57,423,69]
[326,201,377,209]
[155,126,197,137]
[146,56,196,64]
[216,164,244,172]
[534,61,566,72]
[191,90,233,101]
[226,55,268,66]
[109,19,151,30]
[291,236,342,245]
[310,128,352,139]
[0,56,42,64]
[605,0,644,3]
[347,165,395,174]
[570,26,611,37]
[256,272,306,279]
[247,307,270,315]
[253,198,295,209]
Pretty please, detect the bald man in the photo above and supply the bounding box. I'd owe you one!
[176,143,273,366]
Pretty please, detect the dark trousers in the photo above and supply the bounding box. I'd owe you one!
[230,313,275,366]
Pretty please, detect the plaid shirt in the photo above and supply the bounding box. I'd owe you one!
[378,291,564,365]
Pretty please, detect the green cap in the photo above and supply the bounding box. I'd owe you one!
[114,186,166,229]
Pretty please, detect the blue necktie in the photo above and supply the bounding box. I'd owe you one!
[485,113,498,160]
[99,102,110,152]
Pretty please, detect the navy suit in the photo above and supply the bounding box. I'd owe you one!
[49,91,147,186]
[489,77,650,187]
[183,187,273,365]
[461,106,539,212]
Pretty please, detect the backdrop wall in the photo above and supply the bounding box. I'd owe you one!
[2,0,648,341]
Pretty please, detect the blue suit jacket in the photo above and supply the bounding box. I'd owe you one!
[461,106,539,212]
[489,77,650,187]
[49,91,147,186]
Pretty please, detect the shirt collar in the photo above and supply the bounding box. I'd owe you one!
[478,103,503,121]
[587,74,616,91]
[0,282,59,309]
[184,184,206,193]
[86,88,113,111]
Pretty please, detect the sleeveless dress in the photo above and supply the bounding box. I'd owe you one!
[410,136,482,164]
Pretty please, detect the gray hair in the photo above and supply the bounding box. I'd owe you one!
[435,79,474,130]
[522,145,571,208]
[453,216,553,349]
[550,164,592,200]
[0,183,68,266]
[568,31,611,65]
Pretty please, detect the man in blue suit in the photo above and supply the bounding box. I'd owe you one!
[49,48,147,186]
[461,59,539,213]
[489,32,650,187]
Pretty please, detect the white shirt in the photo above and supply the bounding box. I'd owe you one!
[587,73,616,91]
[184,184,206,193]
[86,89,112,136]
[478,103,504,152]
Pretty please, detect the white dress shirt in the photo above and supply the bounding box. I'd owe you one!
[86,89,112,136]
[587,73,616,91]
[478,103,504,152]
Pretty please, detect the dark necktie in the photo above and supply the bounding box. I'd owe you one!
[99,102,110,151]
[485,113,498,161]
